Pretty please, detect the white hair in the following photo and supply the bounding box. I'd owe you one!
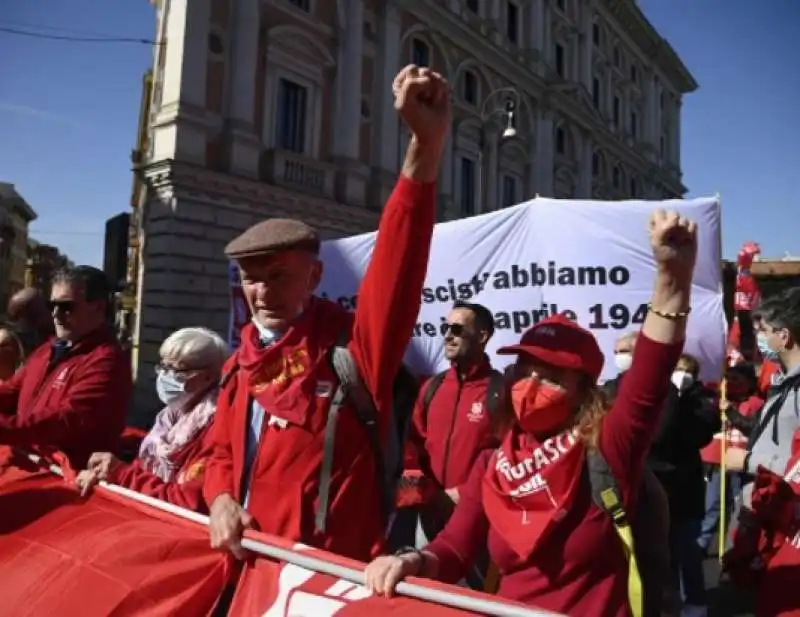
[159,327,229,375]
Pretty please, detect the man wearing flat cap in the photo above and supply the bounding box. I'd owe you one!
[204,65,451,562]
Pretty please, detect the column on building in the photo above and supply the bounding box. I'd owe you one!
[578,132,592,198]
[370,3,402,207]
[674,97,682,168]
[333,0,364,162]
[227,0,261,177]
[579,7,593,91]
[152,0,211,164]
[483,131,499,212]
[534,108,554,196]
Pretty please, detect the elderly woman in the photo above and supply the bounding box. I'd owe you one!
[76,327,229,511]
[365,211,698,617]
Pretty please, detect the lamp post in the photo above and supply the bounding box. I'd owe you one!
[476,87,520,213]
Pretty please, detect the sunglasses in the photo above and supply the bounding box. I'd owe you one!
[49,300,76,314]
[443,322,466,337]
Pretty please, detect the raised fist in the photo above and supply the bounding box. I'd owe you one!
[393,64,450,146]
[648,209,698,280]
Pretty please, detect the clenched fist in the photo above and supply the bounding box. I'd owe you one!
[393,65,450,147]
[649,209,698,281]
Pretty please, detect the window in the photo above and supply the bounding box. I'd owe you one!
[592,23,600,46]
[630,64,638,83]
[460,157,477,215]
[556,127,566,154]
[555,43,565,78]
[411,38,430,67]
[466,0,479,12]
[463,71,478,105]
[207,33,224,55]
[506,2,520,43]
[556,0,565,10]
[613,95,620,126]
[502,175,517,208]
[276,78,307,153]
[613,46,620,67]
[612,166,621,189]
[630,177,638,197]
[591,152,599,176]
[288,0,310,11]
[659,91,665,110]
[660,135,666,156]
[630,111,638,138]
[592,77,600,108]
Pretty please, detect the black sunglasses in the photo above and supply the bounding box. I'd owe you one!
[49,300,76,314]
[443,322,466,337]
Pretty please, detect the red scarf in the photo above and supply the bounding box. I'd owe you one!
[482,426,585,560]
[237,297,352,428]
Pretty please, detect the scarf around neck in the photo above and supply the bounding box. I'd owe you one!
[236,296,352,428]
[482,425,585,560]
[138,391,217,482]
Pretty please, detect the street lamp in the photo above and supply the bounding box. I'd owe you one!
[476,87,520,212]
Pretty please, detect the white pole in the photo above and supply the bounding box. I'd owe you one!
[29,456,562,617]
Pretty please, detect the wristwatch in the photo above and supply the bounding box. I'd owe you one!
[393,546,426,572]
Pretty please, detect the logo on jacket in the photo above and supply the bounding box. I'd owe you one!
[178,459,206,484]
[467,400,485,423]
[52,367,71,390]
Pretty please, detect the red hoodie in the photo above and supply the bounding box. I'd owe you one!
[406,357,501,491]
[107,423,214,512]
[203,177,436,562]
[423,334,682,617]
[0,329,131,470]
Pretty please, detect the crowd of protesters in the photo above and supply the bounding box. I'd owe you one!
[0,65,798,617]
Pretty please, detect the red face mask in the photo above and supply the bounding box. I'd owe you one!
[511,377,573,436]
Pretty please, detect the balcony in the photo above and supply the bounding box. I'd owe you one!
[259,149,335,199]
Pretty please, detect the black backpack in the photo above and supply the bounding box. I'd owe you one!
[419,368,505,426]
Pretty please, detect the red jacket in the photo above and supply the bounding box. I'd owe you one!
[107,423,214,512]
[700,395,763,465]
[407,357,501,491]
[203,177,436,562]
[0,329,131,470]
[424,335,682,616]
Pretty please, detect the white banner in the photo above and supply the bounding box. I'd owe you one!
[317,197,725,383]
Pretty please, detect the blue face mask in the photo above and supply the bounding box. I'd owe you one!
[251,317,278,344]
[156,370,189,406]
[757,333,781,362]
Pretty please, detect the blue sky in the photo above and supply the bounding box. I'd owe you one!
[0,1,797,267]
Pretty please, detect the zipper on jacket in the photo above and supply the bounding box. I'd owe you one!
[440,377,464,488]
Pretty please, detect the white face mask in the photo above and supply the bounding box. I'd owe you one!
[671,370,694,392]
[614,352,633,373]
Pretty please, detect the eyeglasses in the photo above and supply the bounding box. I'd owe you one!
[49,300,76,314]
[155,362,206,378]
[443,323,466,337]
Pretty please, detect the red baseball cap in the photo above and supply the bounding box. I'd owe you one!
[497,314,605,382]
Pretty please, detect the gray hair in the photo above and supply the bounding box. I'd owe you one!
[159,327,229,375]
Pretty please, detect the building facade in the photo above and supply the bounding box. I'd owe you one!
[130,0,696,411]
[0,183,37,315]
[24,240,72,300]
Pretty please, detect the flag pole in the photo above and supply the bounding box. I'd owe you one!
[30,455,560,617]
[718,379,728,563]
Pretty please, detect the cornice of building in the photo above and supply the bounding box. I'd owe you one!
[603,0,698,94]
[141,159,381,235]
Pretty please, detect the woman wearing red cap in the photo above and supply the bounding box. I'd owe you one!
[365,210,698,617]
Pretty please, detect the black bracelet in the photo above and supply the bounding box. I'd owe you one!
[393,546,426,573]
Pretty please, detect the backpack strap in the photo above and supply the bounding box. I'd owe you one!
[315,328,394,536]
[485,369,504,417]
[421,371,447,425]
[586,448,644,617]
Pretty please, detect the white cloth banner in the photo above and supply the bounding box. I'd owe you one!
[317,197,725,383]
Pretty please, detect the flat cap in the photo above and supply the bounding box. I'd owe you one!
[225,218,320,259]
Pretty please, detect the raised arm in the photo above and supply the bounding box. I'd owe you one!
[350,66,450,409]
[600,211,698,485]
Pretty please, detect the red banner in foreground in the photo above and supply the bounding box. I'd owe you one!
[0,458,530,617]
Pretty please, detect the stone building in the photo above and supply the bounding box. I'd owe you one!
[0,183,37,315]
[130,0,696,411]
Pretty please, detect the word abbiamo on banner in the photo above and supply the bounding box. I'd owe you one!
[229,196,725,383]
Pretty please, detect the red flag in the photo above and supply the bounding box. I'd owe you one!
[0,460,229,617]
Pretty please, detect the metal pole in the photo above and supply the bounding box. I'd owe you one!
[29,455,563,617]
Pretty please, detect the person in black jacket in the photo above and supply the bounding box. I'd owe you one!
[648,353,719,616]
